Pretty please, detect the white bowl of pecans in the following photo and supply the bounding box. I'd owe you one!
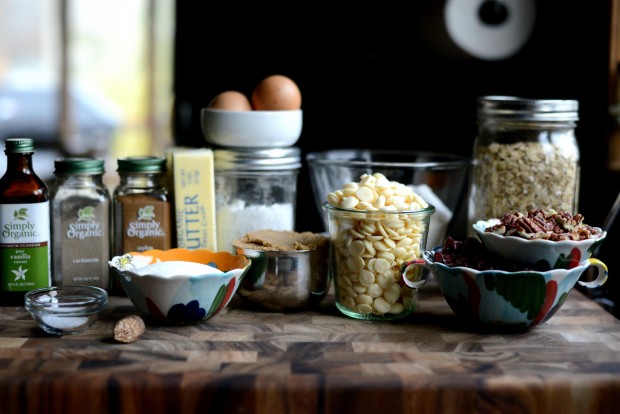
[473,209,607,270]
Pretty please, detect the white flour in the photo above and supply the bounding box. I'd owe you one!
[217,199,294,253]
[135,260,222,277]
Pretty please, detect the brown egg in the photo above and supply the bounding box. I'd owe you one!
[251,75,302,110]
[208,91,252,111]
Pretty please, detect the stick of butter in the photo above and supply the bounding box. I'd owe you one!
[166,147,217,251]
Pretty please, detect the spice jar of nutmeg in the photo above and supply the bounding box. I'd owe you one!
[467,96,580,234]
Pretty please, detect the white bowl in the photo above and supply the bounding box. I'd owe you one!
[473,219,607,269]
[109,248,251,324]
[201,108,302,148]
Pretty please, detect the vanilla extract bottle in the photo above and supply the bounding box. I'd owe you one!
[0,138,51,306]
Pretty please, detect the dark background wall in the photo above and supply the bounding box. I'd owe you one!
[172,0,615,233]
[172,0,620,314]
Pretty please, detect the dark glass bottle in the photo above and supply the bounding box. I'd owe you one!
[0,138,51,306]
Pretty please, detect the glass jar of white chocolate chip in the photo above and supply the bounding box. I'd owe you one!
[323,173,435,320]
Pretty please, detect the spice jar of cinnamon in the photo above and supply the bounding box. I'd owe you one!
[113,156,172,255]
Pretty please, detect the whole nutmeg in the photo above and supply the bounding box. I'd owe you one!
[114,315,145,343]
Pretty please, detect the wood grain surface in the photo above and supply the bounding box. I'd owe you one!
[1,280,620,414]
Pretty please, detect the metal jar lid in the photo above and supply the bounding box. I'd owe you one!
[477,96,579,122]
[4,137,34,153]
[214,147,302,171]
[54,157,105,175]
[117,156,167,173]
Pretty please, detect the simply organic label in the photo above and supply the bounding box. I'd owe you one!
[66,206,105,239]
[0,202,50,291]
[118,198,171,253]
[58,203,109,288]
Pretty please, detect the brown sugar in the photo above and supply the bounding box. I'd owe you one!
[232,229,329,252]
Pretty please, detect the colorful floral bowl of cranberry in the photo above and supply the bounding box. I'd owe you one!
[401,237,608,330]
[473,209,606,270]
[109,248,251,325]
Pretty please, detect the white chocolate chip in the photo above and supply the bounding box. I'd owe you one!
[384,285,401,304]
[366,283,383,298]
[373,297,392,314]
[356,294,373,305]
[390,302,405,314]
[347,255,365,272]
[372,257,390,274]
[359,269,375,287]
[356,186,374,202]
[348,240,365,256]
[341,196,359,209]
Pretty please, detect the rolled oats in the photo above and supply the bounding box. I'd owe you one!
[470,141,578,223]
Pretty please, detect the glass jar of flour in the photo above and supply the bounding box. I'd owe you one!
[467,96,580,233]
[214,147,301,253]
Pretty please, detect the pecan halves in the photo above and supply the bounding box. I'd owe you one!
[485,209,602,241]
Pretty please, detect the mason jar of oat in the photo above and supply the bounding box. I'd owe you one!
[467,96,580,233]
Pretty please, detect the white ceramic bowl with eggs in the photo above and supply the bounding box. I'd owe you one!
[202,74,303,148]
[201,108,303,148]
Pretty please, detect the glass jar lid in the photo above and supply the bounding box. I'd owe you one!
[477,96,579,122]
[54,157,105,175]
[117,156,167,173]
[214,147,301,171]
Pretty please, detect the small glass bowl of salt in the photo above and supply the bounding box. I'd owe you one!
[24,286,108,335]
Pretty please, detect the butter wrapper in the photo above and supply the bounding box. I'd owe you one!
[166,147,217,251]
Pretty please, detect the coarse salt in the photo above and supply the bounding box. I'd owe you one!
[41,315,89,330]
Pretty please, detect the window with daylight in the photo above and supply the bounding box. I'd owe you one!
[0,0,174,186]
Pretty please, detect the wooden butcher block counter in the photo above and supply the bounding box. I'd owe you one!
[1,280,620,414]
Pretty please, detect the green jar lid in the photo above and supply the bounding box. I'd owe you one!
[117,156,167,173]
[4,138,34,153]
[54,158,105,175]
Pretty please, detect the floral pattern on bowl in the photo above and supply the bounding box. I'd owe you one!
[402,251,608,330]
[472,219,606,269]
[109,248,251,324]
